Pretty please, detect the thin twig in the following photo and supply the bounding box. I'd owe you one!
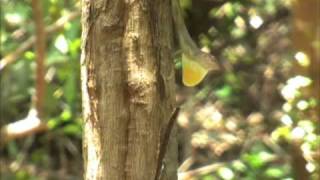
[31,0,46,118]
[155,107,180,180]
[178,157,194,172]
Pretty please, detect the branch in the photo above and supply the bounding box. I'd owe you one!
[178,157,194,172]
[0,109,48,147]
[31,0,46,117]
[0,11,80,70]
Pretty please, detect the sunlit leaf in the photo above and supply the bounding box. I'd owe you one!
[63,124,81,136]
[61,109,72,121]
[264,167,285,178]
[215,85,232,98]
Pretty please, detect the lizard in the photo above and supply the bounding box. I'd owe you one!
[172,0,220,87]
[154,1,221,179]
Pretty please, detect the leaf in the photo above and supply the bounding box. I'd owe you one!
[201,174,215,180]
[215,85,232,98]
[63,124,81,136]
[243,151,274,169]
[60,109,72,121]
[264,167,285,178]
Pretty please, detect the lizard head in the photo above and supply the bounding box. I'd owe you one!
[196,52,221,72]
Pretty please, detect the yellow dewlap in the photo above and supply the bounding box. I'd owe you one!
[182,54,209,87]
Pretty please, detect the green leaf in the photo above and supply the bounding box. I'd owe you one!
[24,51,35,60]
[63,124,81,136]
[201,174,215,180]
[215,85,232,98]
[243,151,274,169]
[16,170,31,180]
[264,167,285,178]
[61,109,72,121]
[232,160,247,172]
[47,118,59,129]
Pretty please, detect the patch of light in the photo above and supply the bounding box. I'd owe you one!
[306,163,316,173]
[218,167,234,180]
[201,46,211,53]
[305,134,316,142]
[298,120,315,133]
[5,13,23,25]
[282,102,292,112]
[301,142,311,152]
[294,51,310,67]
[281,114,293,126]
[54,34,69,54]
[226,120,237,131]
[234,16,246,29]
[291,127,305,139]
[211,111,223,122]
[249,15,263,29]
[287,75,312,88]
[281,84,299,101]
[296,100,309,110]
[281,76,312,100]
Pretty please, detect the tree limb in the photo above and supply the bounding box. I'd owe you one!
[0,109,48,147]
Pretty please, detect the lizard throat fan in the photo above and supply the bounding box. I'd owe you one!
[182,54,210,87]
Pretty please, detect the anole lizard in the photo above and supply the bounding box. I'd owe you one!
[172,0,220,87]
[154,2,220,179]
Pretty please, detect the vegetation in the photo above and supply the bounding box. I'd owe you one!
[0,0,319,179]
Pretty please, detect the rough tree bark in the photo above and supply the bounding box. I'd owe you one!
[80,0,177,179]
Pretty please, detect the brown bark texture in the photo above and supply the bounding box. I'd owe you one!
[292,1,319,179]
[80,0,177,179]
[31,0,46,118]
[292,0,320,120]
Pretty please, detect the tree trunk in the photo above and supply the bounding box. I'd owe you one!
[292,0,320,120]
[291,1,319,179]
[80,0,177,179]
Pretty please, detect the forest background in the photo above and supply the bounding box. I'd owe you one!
[0,0,319,179]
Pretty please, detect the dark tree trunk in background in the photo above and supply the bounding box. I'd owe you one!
[80,0,177,179]
[292,0,320,120]
[292,1,319,179]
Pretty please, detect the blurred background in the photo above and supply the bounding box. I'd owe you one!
[0,0,319,179]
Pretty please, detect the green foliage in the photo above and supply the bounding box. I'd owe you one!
[1,0,82,178]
